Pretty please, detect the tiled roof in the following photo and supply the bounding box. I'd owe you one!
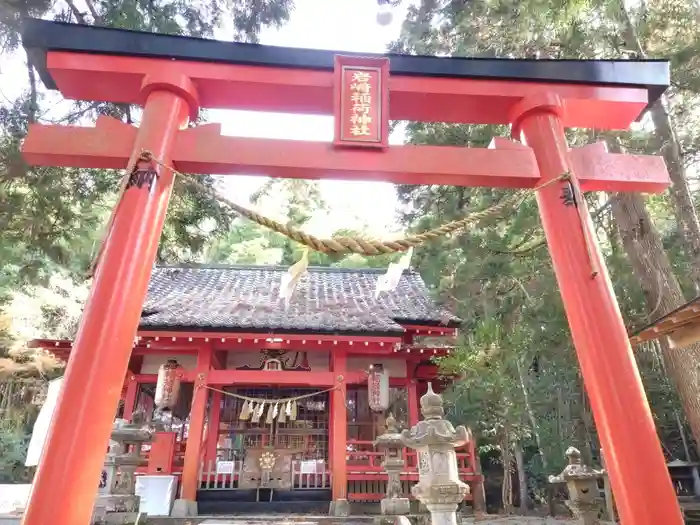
[140,265,460,335]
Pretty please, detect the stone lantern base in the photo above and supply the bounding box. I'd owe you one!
[425,503,463,525]
[380,496,411,516]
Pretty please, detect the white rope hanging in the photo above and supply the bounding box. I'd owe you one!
[203,384,331,426]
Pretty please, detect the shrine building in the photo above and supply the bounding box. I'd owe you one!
[30,264,481,514]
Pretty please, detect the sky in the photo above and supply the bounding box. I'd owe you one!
[209,0,410,236]
[0,0,411,238]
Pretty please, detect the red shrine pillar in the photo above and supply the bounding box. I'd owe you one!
[407,379,419,426]
[22,76,198,525]
[176,345,212,516]
[329,350,349,516]
[511,93,683,525]
[122,373,138,421]
[204,389,223,468]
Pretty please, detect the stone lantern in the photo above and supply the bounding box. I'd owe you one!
[400,383,470,525]
[374,413,410,518]
[94,415,153,522]
[549,447,606,525]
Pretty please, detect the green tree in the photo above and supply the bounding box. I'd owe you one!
[390,0,700,510]
[0,0,296,355]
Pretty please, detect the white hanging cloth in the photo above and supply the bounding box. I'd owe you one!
[279,248,310,309]
[25,377,64,467]
[375,247,414,298]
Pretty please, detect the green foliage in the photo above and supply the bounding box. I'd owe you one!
[0,410,34,483]
[199,178,408,269]
[390,0,700,510]
[0,0,295,356]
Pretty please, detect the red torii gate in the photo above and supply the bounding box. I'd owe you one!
[19,17,682,525]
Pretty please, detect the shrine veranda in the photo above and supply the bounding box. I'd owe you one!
[19,17,685,525]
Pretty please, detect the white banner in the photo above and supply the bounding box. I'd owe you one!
[135,475,177,516]
[0,484,31,514]
[25,376,64,467]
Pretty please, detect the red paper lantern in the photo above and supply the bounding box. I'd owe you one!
[368,364,389,412]
[155,359,181,411]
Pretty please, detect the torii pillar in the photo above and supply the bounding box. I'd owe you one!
[19,18,682,525]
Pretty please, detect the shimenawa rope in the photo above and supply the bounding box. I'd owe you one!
[88,150,572,276]
[147,152,570,253]
[201,383,339,404]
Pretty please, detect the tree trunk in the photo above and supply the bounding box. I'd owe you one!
[501,420,513,514]
[513,441,530,513]
[516,357,549,470]
[610,189,700,454]
[577,384,596,466]
[649,101,700,288]
[676,410,693,461]
[616,1,700,289]
[600,450,617,522]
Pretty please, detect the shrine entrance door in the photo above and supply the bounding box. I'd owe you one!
[199,387,330,507]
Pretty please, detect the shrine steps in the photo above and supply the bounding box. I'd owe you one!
[196,488,331,515]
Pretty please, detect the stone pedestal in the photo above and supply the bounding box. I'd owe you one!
[400,383,470,525]
[170,498,198,518]
[549,447,606,525]
[426,503,460,525]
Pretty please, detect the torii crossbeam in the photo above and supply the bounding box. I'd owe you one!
[19,17,682,525]
[25,116,668,192]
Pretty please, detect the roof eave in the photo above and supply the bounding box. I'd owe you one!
[137,324,406,339]
[629,296,700,346]
[21,17,670,113]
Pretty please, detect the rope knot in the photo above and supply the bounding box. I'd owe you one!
[139,150,154,163]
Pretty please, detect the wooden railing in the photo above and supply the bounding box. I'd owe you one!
[346,439,481,502]
[196,459,331,490]
[132,437,483,505]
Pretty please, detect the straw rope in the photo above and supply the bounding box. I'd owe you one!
[88,149,573,275]
[200,384,340,404]
[147,152,570,254]
[185,178,530,255]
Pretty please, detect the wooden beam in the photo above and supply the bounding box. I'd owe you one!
[569,141,670,193]
[402,325,457,335]
[45,51,650,129]
[489,137,669,193]
[137,329,400,345]
[132,347,197,355]
[207,369,366,386]
[23,117,670,192]
[630,307,700,346]
[135,372,197,383]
